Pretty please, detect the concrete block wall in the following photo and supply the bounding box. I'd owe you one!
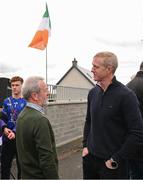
[45,102,87,147]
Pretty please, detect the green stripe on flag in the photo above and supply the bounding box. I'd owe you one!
[43,3,51,29]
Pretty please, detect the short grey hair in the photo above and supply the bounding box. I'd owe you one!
[93,51,118,73]
[22,76,44,100]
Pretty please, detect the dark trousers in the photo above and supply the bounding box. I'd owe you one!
[82,153,129,179]
[1,139,21,179]
[129,160,143,179]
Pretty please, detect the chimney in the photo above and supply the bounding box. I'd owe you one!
[72,58,77,67]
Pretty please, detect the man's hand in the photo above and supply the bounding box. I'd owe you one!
[4,127,12,136]
[105,158,118,169]
[105,159,113,169]
[3,127,15,139]
[82,147,89,157]
[7,131,15,139]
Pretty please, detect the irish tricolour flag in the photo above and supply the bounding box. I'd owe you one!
[28,3,51,50]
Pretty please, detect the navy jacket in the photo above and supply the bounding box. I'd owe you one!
[83,76,143,162]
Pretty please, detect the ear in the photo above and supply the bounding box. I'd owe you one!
[31,92,39,101]
[107,65,113,73]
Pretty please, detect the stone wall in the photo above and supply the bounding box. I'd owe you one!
[45,101,87,147]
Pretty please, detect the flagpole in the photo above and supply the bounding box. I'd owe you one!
[46,46,48,84]
[28,3,51,85]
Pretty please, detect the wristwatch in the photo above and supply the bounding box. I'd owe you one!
[110,158,118,169]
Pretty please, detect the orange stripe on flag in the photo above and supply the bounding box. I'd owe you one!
[28,30,48,50]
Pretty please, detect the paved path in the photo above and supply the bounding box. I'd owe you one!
[57,138,83,179]
[59,148,82,179]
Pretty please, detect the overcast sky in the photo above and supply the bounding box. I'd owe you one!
[0,0,143,84]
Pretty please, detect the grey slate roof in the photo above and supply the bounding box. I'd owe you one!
[77,65,95,85]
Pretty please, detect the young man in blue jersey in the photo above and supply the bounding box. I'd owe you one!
[0,76,26,179]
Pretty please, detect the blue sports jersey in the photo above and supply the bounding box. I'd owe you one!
[2,96,26,132]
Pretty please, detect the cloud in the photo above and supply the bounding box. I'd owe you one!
[0,63,19,73]
[95,37,142,47]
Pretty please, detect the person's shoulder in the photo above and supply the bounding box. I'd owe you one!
[40,114,50,122]
[38,113,51,123]
[34,114,51,129]
[3,96,11,104]
[115,80,133,95]
[89,85,100,93]
[27,107,42,115]
[20,98,27,104]
[87,86,96,98]
[19,107,43,121]
[33,110,48,122]
[121,83,132,92]
[4,96,11,101]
